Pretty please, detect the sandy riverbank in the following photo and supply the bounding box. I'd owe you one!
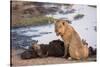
[11,48,96,66]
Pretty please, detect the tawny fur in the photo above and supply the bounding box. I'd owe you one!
[54,19,89,60]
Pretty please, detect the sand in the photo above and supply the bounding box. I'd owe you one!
[11,49,96,67]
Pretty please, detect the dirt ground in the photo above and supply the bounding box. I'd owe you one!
[11,49,96,67]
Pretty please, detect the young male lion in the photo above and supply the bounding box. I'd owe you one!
[54,19,89,60]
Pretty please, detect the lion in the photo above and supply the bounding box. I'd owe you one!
[54,19,89,60]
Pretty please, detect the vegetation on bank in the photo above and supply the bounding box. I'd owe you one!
[74,14,84,20]
[11,1,73,28]
[88,5,97,8]
[12,16,54,28]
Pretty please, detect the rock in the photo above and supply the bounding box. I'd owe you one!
[74,14,84,20]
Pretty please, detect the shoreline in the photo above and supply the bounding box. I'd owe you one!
[11,23,53,29]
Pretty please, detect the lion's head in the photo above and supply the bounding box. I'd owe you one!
[54,19,70,36]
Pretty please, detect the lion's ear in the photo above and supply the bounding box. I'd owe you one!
[54,19,57,24]
[54,19,60,24]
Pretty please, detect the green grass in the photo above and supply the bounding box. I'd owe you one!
[12,16,54,28]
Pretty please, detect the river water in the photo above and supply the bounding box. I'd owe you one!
[11,5,97,49]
